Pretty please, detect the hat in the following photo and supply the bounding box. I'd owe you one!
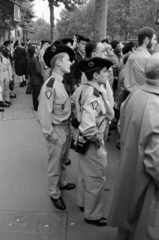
[41,40,50,44]
[76,35,90,42]
[3,40,11,46]
[43,44,75,68]
[122,41,136,55]
[78,57,113,73]
[54,37,74,45]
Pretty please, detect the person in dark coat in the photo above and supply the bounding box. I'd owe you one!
[71,35,90,86]
[14,40,27,87]
[27,46,43,111]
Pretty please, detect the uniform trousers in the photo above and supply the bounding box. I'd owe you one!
[0,71,10,101]
[46,122,71,199]
[77,133,107,220]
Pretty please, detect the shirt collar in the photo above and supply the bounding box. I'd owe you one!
[51,72,63,83]
[136,46,151,56]
[86,81,102,93]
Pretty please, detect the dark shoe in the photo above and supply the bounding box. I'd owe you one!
[0,101,10,107]
[10,93,16,98]
[5,101,12,105]
[79,207,84,212]
[60,183,76,190]
[0,108,4,112]
[23,81,26,86]
[65,159,71,166]
[105,185,110,191]
[85,217,107,227]
[19,82,24,87]
[50,196,66,211]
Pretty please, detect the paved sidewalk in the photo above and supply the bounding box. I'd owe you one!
[0,78,118,240]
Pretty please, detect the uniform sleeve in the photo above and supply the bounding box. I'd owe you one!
[79,95,99,140]
[144,124,159,188]
[37,85,59,143]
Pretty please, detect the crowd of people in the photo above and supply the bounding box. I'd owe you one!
[1,26,159,238]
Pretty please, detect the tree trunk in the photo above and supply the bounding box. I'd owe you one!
[49,0,55,43]
[94,0,108,41]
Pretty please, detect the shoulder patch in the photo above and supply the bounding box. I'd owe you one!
[45,90,52,99]
[92,100,99,110]
[93,88,100,97]
[46,78,55,88]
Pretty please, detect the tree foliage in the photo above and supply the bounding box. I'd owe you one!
[28,18,52,42]
[56,0,159,41]
[56,0,95,38]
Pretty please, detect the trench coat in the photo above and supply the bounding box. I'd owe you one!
[108,79,159,240]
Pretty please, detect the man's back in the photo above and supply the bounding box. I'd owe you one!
[124,46,151,92]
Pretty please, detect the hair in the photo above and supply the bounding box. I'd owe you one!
[28,47,35,58]
[145,53,159,80]
[50,52,67,69]
[85,67,103,81]
[101,38,110,44]
[85,41,98,58]
[110,40,120,50]
[138,27,156,46]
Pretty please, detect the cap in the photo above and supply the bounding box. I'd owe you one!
[76,35,90,42]
[78,57,113,73]
[54,37,74,45]
[43,44,75,68]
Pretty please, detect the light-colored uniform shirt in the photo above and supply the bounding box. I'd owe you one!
[77,81,114,141]
[124,46,151,92]
[38,72,71,142]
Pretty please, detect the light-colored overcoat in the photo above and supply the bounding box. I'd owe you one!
[108,80,159,240]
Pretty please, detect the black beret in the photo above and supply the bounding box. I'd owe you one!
[41,40,50,44]
[122,41,136,55]
[78,57,113,73]
[54,37,74,45]
[76,35,90,42]
[43,44,75,68]
[3,40,11,46]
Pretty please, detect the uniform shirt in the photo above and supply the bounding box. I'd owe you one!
[78,81,107,140]
[0,55,12,80]
[38,72,71,142]
[124,46,151,92]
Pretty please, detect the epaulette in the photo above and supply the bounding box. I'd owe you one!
[93,88,100,97]
[46,78,55,88]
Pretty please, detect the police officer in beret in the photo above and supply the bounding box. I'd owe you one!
[71,35,90,86]
[75,57,113,226]
[37,44,76,211]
